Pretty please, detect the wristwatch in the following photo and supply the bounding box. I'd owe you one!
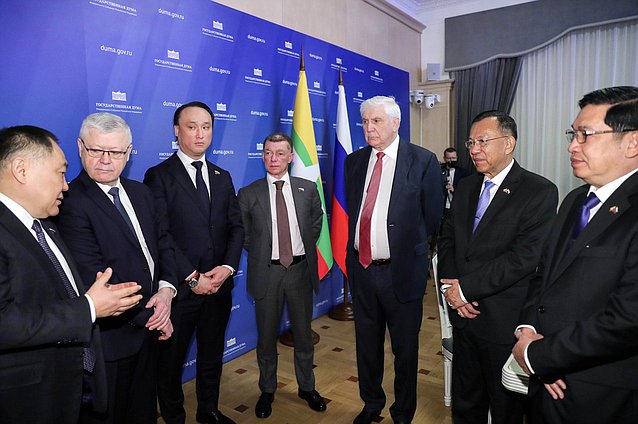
[186,271,199,288]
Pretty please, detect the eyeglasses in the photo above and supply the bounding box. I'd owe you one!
[565,128,637,144]
[465,135,509,149]
[79,138,131,159]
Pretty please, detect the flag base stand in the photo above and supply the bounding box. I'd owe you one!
[279,329,320,347]
[329,302,355,321]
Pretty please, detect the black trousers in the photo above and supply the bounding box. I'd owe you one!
[157,291,232,424]
[351,262,423,423]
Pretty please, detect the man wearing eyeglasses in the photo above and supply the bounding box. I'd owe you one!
[57,112,178,424]
[513,86,638,423]
[438,110,558,424]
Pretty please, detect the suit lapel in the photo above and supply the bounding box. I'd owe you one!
[256,179,273,240]
[472,161,523,238]
[78,171,140,248]
[42,219,88,295]
[121,179,158,264]
[0,204,75,299]
[290,178,307,236]
[388,141,413,221]
[167,154,209,221]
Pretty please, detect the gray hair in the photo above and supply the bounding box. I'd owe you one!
[79,112,132,144]
[360,96,401,122]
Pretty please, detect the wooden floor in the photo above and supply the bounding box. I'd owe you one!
[163,278,452,424]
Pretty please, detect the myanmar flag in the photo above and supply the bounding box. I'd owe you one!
[290,54,333,280]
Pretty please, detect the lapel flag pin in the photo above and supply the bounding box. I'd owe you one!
[298,187,305,192]
[214,170,220,175]
[503,188,510,194]
[609,206,619,214]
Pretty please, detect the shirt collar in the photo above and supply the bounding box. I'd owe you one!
[95,179,122,196]
[372,135,400,160]
[176,148,206,168]
[267,172,291,186]
[0,192,38,229]
[588,167,638,204]
[483,158,514,187]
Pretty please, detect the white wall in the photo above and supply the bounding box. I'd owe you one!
[417,0,536,80]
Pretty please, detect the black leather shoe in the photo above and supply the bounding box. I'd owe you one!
[298,389,327,412]
[255,392,274,418]
[353,409,381,424]
[195,409,236,424]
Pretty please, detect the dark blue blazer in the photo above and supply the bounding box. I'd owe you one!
[345,140,444,302]
[57,170,177,361]
[143,153,244,298]
[0,204,107,421]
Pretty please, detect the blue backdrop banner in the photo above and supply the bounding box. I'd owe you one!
[0,0,410,383]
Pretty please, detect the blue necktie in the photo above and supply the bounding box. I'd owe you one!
[572,192,600,239]
[32,220,96,372]
[191,161,210,214]
[473,180,495,232]
[108,187,136,236]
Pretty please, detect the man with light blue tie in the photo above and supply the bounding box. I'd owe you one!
[437,110,557,424]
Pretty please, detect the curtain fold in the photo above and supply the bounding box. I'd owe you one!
[452,58,523,170]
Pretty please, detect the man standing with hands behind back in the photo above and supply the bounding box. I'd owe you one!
[514,86,638,424]
[437,110,557,424]
[144,101,244,424]
[238,132,326,419]
[345,96,443,424]
[0,125,141,424]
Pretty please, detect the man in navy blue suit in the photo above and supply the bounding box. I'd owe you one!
[345,96,443,424]
[144,101,244,424]
[57,113,177,424]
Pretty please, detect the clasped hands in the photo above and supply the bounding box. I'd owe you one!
[440,278,480,319]
[190,266,232,296]
[512,327,567,400]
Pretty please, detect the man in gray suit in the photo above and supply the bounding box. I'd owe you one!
[238,132,326,419]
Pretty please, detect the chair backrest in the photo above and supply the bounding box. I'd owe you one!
[432,254,453,340]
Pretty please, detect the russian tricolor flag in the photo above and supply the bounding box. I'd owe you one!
[330,70,353,277]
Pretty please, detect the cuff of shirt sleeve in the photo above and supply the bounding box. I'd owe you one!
[221,264,235,275]
[458,285,468,304]
[158,280,177,297]
[84,294,96,323]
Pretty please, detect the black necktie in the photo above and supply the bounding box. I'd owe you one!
[32,220,96,372]
[108,187,136,236]
[191,161,210,214]
[274,180,293,268]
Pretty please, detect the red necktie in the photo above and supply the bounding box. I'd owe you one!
[359,152,384,268]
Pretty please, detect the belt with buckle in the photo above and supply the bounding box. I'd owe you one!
[271,255,306,266]
[370,258,391,265]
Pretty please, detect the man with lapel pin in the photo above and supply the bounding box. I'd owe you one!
[0,125,142,423]
[345,96,443,424]
[57,112,177,424]
[144,101,244,424]
[513,86,638,424]
[438,110,557,424]
[238,132,326,419]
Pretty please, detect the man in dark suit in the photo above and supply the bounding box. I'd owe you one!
[0,125,142,423]
[144,101,244,424]
[513,86,638,424]
[57,113,177,424]
[344,96,443,424]
[438,110,558,424]
[442,147,470,213]
[238,133,326,419]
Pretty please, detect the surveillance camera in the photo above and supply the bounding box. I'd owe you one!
[425,95,435,109]
[413,89,425,105]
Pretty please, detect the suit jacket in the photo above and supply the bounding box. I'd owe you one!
[438,160,557,344]
[521,171,638,390]
[238,176,323,300]
[452,166,470,188]
[0,204,107,422]
[345,140,444,302]
[143,153,243,298]
[57,170,177,361]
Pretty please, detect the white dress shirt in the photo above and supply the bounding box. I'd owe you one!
[98,180,175,295]
[0,192,96,322]
[354,135,399,260]
[267,172,305,259]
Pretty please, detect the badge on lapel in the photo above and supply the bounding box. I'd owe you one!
[502,188,511,195]
[298,187,305,192]
[609,205,619,214]
[214,170,221,175]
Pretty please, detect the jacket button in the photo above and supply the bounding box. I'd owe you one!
[538,306,545,313]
